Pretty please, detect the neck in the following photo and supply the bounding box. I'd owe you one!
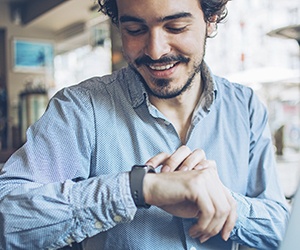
[149,74,202,143]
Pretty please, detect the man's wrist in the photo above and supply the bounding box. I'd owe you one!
[143,171,156,206]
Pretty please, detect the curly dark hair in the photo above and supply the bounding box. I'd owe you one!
[98,0,229,25]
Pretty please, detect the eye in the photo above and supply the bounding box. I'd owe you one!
[165,22,189,34]
[167,26,188,33]
[124,25,148,36]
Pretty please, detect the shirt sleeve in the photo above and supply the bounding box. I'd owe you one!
[0,86,137,249]
[229,90,290,249]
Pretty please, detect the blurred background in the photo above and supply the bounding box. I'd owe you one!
[0,0,299,204]
[205,0,300,201]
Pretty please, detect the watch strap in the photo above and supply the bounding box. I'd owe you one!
[129,165,155,208]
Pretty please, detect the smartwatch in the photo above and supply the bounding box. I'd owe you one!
[129,165,155,208]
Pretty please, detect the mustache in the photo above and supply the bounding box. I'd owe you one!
[135,55,190,67]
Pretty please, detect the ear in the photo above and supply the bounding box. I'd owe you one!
[206,15,218,37]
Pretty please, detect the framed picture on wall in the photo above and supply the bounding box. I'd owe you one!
[12,38,54,72]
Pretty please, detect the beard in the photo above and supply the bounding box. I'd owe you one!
[140,61,202,99]
[126,38,207,100]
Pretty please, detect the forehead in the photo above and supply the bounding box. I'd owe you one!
[116,0,203,22]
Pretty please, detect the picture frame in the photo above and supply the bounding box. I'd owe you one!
[12,38,54,72]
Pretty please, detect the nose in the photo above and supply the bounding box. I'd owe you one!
[144,29,170,60]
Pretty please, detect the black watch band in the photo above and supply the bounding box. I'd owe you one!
[129,165,155,208]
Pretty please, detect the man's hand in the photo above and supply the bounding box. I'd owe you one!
[146,145,209,172]
[143,146,237,243]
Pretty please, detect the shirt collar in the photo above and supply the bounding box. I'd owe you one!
[199,61,217,113]
[125,66,148,108]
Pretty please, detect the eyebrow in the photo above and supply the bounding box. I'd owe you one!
[119,12,193,24]
[119,15,145,23]
[161,12,193,22]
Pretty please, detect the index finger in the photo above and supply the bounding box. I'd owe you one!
[145,152,170,169]
[176,148,206,171]
[160,146,192,172]
[221,192,237,241]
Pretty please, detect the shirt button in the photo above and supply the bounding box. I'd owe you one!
[66,237,74,245]
[95,221,103,229]
[190,247,197,250]
[164,121,170,126]
[113,215,122,222]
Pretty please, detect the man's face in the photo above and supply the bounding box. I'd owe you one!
[117,0,211,99]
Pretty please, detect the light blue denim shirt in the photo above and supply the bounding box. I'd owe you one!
[0,63,289,250]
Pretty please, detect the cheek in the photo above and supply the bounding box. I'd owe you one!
[172,37,201,56]
[121,35,144,61]
[171,29,206,56]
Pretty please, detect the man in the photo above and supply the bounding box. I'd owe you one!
[0,0,289,249]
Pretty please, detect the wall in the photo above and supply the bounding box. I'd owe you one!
[0,2,55,148]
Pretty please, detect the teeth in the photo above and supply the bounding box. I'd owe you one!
[149,63,175,70]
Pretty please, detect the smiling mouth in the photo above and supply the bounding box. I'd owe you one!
[147,62,179,71]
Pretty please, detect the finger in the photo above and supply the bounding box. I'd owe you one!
[189,167,230,242]
[189,189,215,238]
[161,145,192,172]
[193,159,210,170]
[202,187,236,242]
[221,194,237,241]
[221,209,237,241]
[199,200,231,243]
[194,159,217,171]
[145,152,170,169]
[207,160,217,170]
[177,148,206,171]
[197,188,231,242]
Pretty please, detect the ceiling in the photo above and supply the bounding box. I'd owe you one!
[2,0,102,33]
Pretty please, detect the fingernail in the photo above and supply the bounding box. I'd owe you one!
[194,165,204,170]
[200,235,209,243]
[223,232,230,241]
[180,166,188,171]
[162,165,170,172]
[190,231,200,239]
